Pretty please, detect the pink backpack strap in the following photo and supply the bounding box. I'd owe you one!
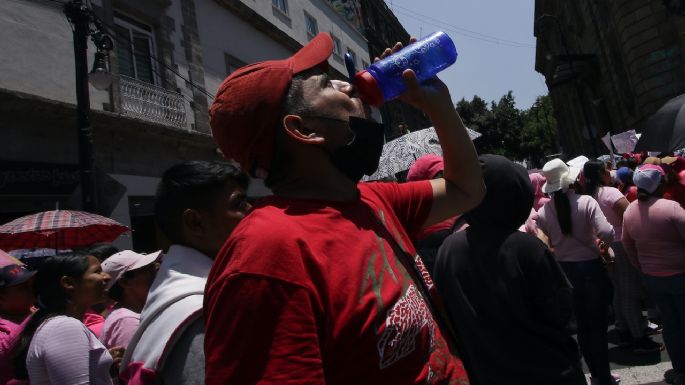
[119,361,158,385]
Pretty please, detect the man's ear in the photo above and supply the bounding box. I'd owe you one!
[181,208,204,239]
[282,115,325,145]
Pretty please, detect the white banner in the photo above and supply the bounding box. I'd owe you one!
[611,130,639,154]
[601,132,616,167]
[601,132,612,152]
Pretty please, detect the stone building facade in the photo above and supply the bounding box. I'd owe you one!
[0,0,369,251]
[534,0,685,157]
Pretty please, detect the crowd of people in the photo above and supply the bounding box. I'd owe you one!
[1,32,685,385]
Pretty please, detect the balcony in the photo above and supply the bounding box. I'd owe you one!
[119,75,187,129]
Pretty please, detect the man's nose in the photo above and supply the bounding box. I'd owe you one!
[332,79,355,96]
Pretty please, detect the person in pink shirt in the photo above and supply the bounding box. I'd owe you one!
[521,172,551,235]
[530,172,551,211]
[536,158,617,385]
[13,252,118,385]
[583,160,662,353]
[0,251,35,385]
[100,250,160,350]
[623,164,685,385]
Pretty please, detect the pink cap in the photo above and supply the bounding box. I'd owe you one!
[101,250,161,289]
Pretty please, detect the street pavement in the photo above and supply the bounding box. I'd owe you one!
[581,327,671,385]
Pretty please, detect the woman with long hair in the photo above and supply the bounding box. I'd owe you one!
[536,158,617,385]
[583,160,662,353]
[623,165,685,385]
[13,252,115,384]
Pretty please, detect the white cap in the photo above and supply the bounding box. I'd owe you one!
[101,250,161,289]
[541,158,581,194]
[633,165,665,194]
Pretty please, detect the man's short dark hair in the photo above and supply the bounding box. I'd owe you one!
[266,71,319,189]
[282,70,319,116]
[154,161,249,243]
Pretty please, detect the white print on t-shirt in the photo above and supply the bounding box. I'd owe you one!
[413,254,434,290]
[377,284,436,369]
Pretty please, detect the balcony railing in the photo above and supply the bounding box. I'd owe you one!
[119,75,187,129]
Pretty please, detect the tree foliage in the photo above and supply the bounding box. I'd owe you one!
[456,93,557,168]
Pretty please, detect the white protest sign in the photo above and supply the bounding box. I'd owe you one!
[611,130,639,154]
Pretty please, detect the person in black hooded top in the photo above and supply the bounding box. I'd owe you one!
[433,154,586,385]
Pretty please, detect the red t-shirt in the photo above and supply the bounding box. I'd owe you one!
[204,181,469,385]
[665,183,685,208]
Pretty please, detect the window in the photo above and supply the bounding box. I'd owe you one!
[331,34,342,58]
[346,48,357,67]
[272,0,288,15]
[114,14,157,85]
[225,53,246,76]
[304,12,318,39]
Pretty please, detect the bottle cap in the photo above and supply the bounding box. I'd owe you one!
[355,70,384,107]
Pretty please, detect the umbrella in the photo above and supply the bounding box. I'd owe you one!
[363,126,481,180]
[635,94,685,152]
[0,210,129,251]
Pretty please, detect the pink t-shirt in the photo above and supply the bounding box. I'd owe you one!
[596,186,626,242]
[83,310,105,338]
[520,208,539,235]
[100,307,140,349]
[0,317,27,385]
[537,191,614,262]
[622,197,685,276]
[26,315,113,385]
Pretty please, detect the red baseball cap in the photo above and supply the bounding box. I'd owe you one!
[209,33,334,177]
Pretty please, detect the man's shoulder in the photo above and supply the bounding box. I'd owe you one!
[213,203,315,283]
[502,232,550,260]
[230,203,304,245]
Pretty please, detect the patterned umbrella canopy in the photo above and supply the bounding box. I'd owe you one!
[0,210,129,251]
[363,126,481,181]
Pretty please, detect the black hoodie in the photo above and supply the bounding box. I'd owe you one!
[433,155,585,385]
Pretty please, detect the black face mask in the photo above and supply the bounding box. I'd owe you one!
[301,115,386,182]
[329,116,386,182]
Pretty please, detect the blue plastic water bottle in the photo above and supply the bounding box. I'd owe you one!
[355,31,457,106]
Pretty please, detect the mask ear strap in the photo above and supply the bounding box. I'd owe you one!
[345,133,356,146]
